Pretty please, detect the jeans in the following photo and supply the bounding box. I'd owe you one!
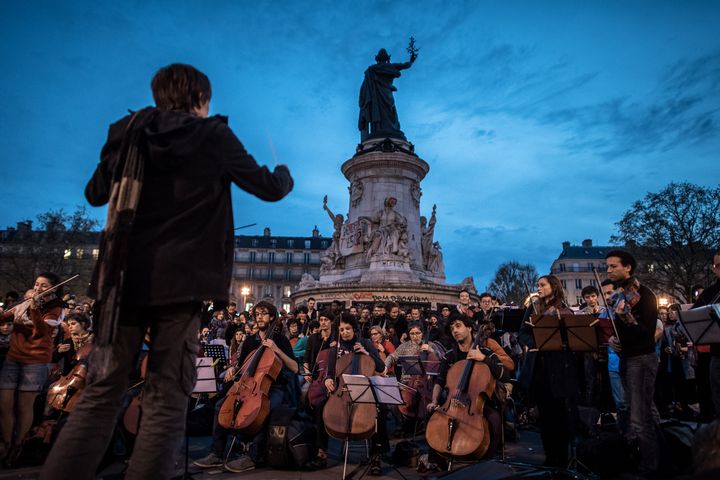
[608,362,629,433]
[40,302,201,480]
[620,352,659,475]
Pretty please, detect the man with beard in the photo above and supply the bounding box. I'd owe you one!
[195,301,298,472]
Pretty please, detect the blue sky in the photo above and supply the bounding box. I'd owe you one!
[2,1,719,289]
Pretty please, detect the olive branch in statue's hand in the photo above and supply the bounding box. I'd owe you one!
[407,36,419,62]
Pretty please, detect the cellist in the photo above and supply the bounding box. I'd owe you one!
[384,321,444,437]
[424,314,513,472]
[194,301,298,473]
[324,314,387,476]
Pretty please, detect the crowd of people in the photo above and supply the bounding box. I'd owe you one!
[0,251,717,478]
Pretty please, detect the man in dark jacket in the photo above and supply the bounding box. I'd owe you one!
[606,249,659,477]
[41,64,293,480]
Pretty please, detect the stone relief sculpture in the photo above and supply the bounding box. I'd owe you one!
[360,197,409,261]
[299,273,318,289]
[411,182,421,208]
[320,195,345,270]
[420,204,436,269]
[349,180,364,207]
[427,241,445,275]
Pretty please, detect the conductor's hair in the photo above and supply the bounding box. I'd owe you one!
[151,63,212,112]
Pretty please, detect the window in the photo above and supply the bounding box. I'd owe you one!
[572,263,579,272]
[304,253,311,264]
[559,263,566,272]
[76,248,84,258]
[92,248,99,260]
[268,252,275,264]
[283,285,292,297]
[286,252,293,264]
[305,240,311,249]
[270,239,277,248]
[285,269,292,281]
[251,239,258,247]
[64,248,72,259]
[282,302,291,313]
[249,251,256,263]
[287,239,294,248]
[575,279,582,289]
[576,296,583,306]
[320,240,328,249]
[589,279,597,287]
[588,263,594,270]
[561,279,567,289]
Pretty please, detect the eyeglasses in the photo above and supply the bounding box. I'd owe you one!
[255,311,270,317]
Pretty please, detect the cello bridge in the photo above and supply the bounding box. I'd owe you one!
[449,398,467,409]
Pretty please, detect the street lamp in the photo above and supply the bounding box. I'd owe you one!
[241,286,250,311]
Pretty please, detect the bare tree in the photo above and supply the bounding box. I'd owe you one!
[611,182,720,302]
[0,206,99,294]
[488,260,539,305]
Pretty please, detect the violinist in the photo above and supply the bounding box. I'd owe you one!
[324,314,387,476]
[425,315,513,471]
[195,301,298,473]
[604,250,659,476]
[0,273,62,464]
[517,274,577,468]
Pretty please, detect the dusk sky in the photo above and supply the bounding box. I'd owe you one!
[2,1,719,289]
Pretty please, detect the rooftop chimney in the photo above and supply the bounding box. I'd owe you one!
[562,241,570,250]
[312,225,319,238]
[263,227,271,237]
[582,239,592,248]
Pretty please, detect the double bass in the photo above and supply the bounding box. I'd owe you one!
[425,323,496,459]
[322,325,378,441]
[218,318,283,435]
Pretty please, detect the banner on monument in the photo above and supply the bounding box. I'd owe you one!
[340,220,367,256]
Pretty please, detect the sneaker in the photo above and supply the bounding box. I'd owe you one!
[225,454,255,473]
[193,452,224,468]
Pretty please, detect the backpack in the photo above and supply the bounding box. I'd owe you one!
[265,406,316,469]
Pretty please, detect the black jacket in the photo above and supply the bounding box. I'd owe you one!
[86,109,293,306]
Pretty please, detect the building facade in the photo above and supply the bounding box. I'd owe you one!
[231,227,329,312]
[0,222,328,312]
[550,239,611,306]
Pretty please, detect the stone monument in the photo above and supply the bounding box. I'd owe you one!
[293,39,478,309]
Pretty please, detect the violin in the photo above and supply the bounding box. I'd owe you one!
[218,318,284,435]
[47,343,93,413]
[322,326,378,441]
[426,323,496,459]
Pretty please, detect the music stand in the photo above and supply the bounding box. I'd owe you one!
[678,304,720,346]
[530,314,598,353]
[202,344,227,371]
[495,308,525,333]
[339,374,404,480]
[528,313,597,475]
[397,355,441,376]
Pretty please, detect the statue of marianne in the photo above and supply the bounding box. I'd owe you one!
[358,38,418,142]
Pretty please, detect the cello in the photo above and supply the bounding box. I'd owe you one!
[218,317,284,435]
[425,323,496,459]
[322,321,378,441]
[47,342,93,413]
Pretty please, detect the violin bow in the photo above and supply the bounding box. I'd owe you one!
[5,274,80,315]
[523,279,539,326]
[592,268,621,343]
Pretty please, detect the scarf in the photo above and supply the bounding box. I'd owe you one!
[89,107,158,347]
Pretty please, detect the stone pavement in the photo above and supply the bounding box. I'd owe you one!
[0,428,545,479]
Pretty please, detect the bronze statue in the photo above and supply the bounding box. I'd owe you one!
[358,37,418,141]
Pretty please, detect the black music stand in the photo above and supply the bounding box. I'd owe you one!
[678,304,720,345]
[529,313,597,475]
[340,374,405,480]
[530,314,598,353]
[397,355,441,376]
[202,344,227,372]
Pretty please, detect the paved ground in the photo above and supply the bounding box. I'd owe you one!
[0,427,546,480]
